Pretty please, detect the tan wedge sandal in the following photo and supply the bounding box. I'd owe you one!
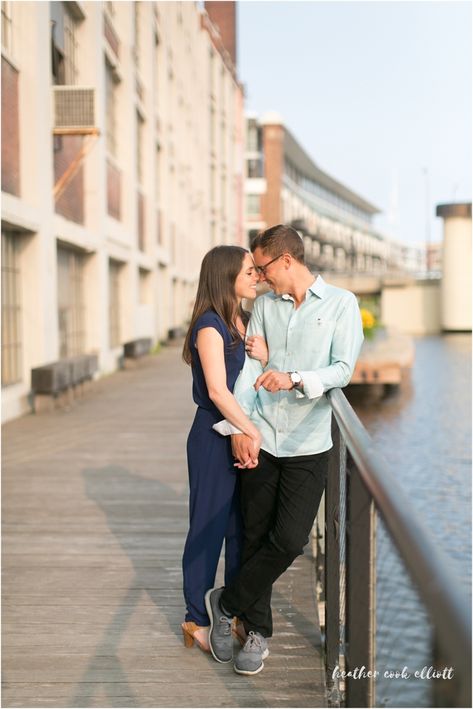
[181,621,210,652]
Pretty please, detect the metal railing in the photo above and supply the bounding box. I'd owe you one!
[314,388,471,708]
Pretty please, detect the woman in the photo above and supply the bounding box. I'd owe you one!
[181,245,267,652]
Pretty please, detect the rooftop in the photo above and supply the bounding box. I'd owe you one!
[257,112,380,216]
[283,126,381,216]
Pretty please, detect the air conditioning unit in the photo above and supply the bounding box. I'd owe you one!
[53,86,96,133]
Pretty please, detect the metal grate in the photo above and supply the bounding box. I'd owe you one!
[53,87,95,130]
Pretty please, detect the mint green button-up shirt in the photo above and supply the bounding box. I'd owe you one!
[232,276,364,457]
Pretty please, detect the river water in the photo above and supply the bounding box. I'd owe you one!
[348,334,471,707]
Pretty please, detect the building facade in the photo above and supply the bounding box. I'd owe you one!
[244,112,422,276]
[1,0,244,422]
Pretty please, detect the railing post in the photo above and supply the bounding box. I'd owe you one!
[431,629,472,708]
[325,418,345,705]
[346,452,377,708]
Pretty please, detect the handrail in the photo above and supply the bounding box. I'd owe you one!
[327,387,471,695]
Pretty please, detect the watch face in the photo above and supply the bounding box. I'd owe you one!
[291,372,302,385]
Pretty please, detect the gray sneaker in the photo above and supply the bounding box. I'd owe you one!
[234,631,269,675]
[205,587,233,663]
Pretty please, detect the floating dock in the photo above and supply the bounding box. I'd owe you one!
[351,329,415,385]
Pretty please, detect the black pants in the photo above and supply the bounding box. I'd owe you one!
[220,448,329,638]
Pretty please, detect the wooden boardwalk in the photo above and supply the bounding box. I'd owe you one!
[2,346,326,708]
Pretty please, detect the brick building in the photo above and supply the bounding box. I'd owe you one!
[244,112,416,275]
[1,1,244,422]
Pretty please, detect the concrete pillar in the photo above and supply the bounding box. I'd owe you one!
[436,203,472,332]
[260,113,284,227]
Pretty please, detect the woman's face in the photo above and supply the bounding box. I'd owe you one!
[234,252,259,300]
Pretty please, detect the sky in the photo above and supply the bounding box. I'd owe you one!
[237,0,472,246]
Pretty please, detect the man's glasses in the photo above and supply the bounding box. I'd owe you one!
[255,254,284,276]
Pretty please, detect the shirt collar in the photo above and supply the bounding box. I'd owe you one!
[281,275,326,301]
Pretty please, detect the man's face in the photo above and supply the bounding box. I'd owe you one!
[252,247,288,294]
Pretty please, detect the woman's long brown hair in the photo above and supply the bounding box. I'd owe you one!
[182,245,250,365]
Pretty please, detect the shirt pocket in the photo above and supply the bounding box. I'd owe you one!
[302,316,336,354]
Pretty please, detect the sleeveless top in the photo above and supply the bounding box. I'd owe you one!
[190,310,245,418]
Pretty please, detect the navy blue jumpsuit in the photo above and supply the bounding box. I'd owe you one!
[182,310,245,626]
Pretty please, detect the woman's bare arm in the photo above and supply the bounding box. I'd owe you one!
[196,327,261,459]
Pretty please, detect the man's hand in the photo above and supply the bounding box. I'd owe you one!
[254,369,293,393]
[231,433,260,469]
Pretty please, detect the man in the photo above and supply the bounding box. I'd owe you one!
[206,224,364,675]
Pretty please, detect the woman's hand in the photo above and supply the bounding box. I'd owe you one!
[231,429,261,469]
[245,335,268,367]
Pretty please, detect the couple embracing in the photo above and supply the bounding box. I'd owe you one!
[181,224,363,675]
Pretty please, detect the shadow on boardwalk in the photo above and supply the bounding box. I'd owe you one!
[2,348,326,708]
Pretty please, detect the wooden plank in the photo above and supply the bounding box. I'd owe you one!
[2,347,327,708]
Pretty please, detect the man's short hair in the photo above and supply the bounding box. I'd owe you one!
[251,224,305,264]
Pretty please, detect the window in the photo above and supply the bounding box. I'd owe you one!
[246,194,260,216]
[1,1,13,54]
[155,143,162,244]
[210,163,216,205]
[51,2,79,85]
[63,7,78,84]
[1,230,22,386]
[221,173,226,216]
[246,120,260,152]
[57,246,85,358]
[136,111,144,184]
[103,3,120,58]
[247,159,263,179]
[139,268,150,304]
[210,220,216,246]
[109,260,121,347]
[209,48,215,96]
[134,1,141,69]
[153,32,160,111]
[105,59,117,157]
[209,105,216,150]
[220,119,226,161]
[220,65,226,114]
[248,229,259,249]
[170,223,177,265]
[137,189,145,251]
[155,143,161,202]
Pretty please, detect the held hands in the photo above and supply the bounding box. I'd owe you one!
[245,335,268,367]
[231,431,261,469]
[254,370,293,393]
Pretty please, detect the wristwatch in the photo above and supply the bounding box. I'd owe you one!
[288,371,303,390]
